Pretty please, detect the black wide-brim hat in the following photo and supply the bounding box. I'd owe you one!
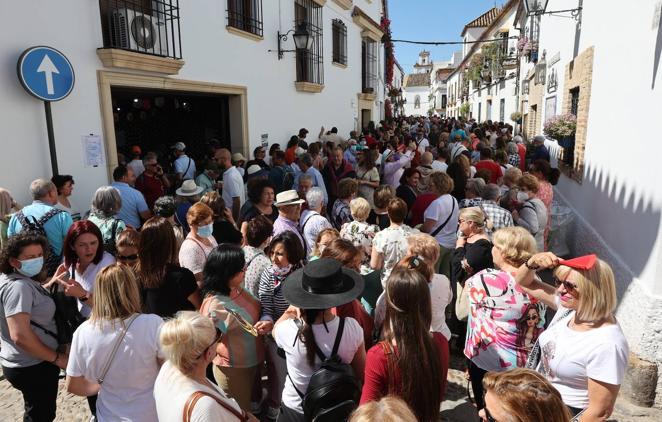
[282,258,365,309]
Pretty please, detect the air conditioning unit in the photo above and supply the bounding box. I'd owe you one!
[111,8,169,56]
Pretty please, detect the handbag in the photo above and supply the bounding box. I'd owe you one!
[455,281,470,321]
[183,391,247,422]
[97,314,139,384]
[525,309,572,369]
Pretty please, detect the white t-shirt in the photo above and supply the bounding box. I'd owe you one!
[154,361,243,422]
[423,194,459,249]
[373,274,452,340]
[179,235,218,276]
[174,155,196,180]
[222,167,246,210]
[416,138,430,154]
[66,313,164,422]
[72,252,116,317]
[536,305,629,409]
[431,160,448,173]
[274,316,364,414]
[127,159,145,179]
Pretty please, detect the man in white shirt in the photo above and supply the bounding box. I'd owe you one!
[318,126,345,146]
[216,148,245,221]
[171,142,196,182]
[415,128,430,154]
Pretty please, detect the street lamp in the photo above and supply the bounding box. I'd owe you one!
[524,0,549,16]
[276,22,313,60]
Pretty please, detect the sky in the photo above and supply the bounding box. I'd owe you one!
[388,0,506,73]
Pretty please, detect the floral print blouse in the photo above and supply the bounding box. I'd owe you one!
[340,221,380,269]
[464,268,546,372]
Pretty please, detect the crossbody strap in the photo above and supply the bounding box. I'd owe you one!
[97,314,139,384]
[183,390,246,422]
[431,197,457,237]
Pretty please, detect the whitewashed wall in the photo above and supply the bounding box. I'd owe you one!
[403,85,429,116]
[0,0,384,209]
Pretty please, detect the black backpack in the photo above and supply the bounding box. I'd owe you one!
[15,209,63,275]
[291,317,361,422]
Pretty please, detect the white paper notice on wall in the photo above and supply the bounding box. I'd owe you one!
[82,135,105,167]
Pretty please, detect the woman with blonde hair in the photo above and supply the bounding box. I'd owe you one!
[350,396,417,422]
[451,207,494,286]
[66,264,164,421]
[154,311,256,421]
[515,252,628,419]
[0,188,21,249]
[481,368,571,422]
[464,227,546,412]
[340,197,380,271]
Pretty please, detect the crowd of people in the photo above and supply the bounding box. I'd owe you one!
[0,115,629,422]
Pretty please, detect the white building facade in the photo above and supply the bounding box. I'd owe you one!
[0,0,386,207]
[516,0,662,405]
[402,50,432,116]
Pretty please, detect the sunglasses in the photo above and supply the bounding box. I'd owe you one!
[526,315,539,321]
[553,276,578,292]
[197,327,223,359]
[117,254,138,261]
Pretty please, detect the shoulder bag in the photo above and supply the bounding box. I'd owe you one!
[431,197,457,237]
[183,390,247,422]
[97,313,139,385]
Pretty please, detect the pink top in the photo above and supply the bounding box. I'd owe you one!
[178,234,217,275]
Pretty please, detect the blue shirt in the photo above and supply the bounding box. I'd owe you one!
[7,201,73,255]
[111,182,149,229]
[293,167,328,204]
[174,155,196,180]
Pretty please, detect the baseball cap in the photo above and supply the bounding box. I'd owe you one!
[171,142,186,151]
[231,152,246,162]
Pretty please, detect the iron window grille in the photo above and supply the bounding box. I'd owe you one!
[295,0,324,85]
[227,0,263,37]
[100,0,182,59]
[570,87,580,116]
[362,38,377,93]
[332,19,347,65]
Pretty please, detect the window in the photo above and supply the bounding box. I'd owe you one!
[414,95,421,109]
[362,38,377,92]
[500,31,509,56]
[500,98,505,122]
[478,102,482,122]
[441,94,447,109]
[486,100,492,120]
[332,19,347,65]
[570,87,580,116]
[227,0,263,37]
[295,0,323,85]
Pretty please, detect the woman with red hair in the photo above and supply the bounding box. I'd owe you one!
[55,220,116,318]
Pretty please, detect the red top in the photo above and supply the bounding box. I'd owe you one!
[474,160,503,184]
[360,332,449,405]
[135,172,164,210]
[333,299,374,349]
[408,193,437,227]
[285,146,297,165]
[517,143,527,171]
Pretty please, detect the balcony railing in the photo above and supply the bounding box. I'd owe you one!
[100,0,182,59]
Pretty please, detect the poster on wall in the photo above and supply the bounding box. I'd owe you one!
[82,134,105,167]
[545,96,557,121]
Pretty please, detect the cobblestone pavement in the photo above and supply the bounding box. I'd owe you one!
[1,359,661,421]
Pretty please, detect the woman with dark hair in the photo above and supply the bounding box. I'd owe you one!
[256,231,305,418]
[331,178,358,230]
[447,154,471,200]
[0,234,67,421]
[515,304,544,367]
[285,136,300,165]
[529,159,560,248]
[57,220,116,317]
[367,185,394,230]
[52,174,81,221]
[356,149,380,210]
[240,179,278,232]
[245,146,270,171]
[360,269,448,422]
[242,215,273,297]
[200,191,242,245]
[274,258,366,421]
[137,216,200,317]
[199,244,264,412]
[395,168,420,212]
[115,228,140,269]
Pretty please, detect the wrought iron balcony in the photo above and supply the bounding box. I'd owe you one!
[99,0,182,60]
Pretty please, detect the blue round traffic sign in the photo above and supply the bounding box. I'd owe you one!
[17,46,75,102]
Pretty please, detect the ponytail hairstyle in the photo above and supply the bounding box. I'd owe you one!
[383,269,442,421]
[298,308,325,367]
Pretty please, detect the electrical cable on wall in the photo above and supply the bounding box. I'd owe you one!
[391,36,519,46]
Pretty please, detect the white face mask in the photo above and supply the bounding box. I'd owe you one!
[517,192,529,202]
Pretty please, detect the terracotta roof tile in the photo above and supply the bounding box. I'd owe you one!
[405,72,430,87]
[462,7,501,34]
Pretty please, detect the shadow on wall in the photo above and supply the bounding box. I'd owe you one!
[558,161,661,301]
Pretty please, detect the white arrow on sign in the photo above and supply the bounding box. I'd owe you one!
[36,54,59,95]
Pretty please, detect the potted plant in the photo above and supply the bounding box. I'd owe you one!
[544,113,576,143]
[510,111,522,124]
[459,102,471,118]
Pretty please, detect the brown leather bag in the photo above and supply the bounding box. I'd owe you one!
[183,391,247,422]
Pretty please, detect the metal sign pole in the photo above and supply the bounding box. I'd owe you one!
[44,101,58,176]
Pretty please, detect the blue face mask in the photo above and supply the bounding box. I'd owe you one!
[16,257,44,278]
[197,223,214,238]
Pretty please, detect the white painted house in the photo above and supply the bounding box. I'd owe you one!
[517,0,662,405]
[0,0,386,208]
[402,50,432,116]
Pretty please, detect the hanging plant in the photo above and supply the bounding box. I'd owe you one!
[385,98,393,121]
[543,113,577,139]
[381,16,395,89]
[510,111,522,122]
[517,36,531,54]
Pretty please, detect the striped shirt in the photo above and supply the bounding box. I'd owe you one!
[258,264,299,322]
